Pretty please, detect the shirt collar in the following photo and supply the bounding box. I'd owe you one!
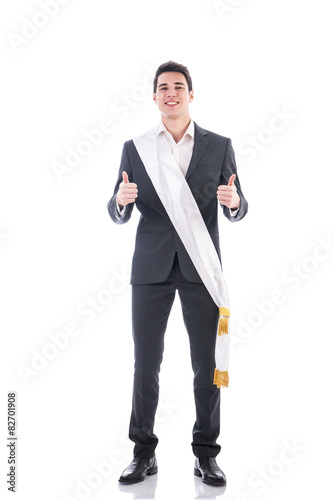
[157,119,194,143]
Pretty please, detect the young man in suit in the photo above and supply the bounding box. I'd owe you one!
[107,61,248,487]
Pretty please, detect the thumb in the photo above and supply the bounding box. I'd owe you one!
[122,171,129,183]
[228,174,236,186]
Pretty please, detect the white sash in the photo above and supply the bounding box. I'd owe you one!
[133,126,230,388]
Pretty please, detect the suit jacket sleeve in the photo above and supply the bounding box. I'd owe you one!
[220,138,248,222]
[107,142,135,225]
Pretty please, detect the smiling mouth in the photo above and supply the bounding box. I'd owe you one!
[165,101,179,106]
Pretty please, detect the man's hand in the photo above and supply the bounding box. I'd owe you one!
[217,174,240,210]
[116,171,138,209]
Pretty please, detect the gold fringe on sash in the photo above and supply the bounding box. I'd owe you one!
[214,369,229,388]
[218,307,230,335]
[214,307,230,388]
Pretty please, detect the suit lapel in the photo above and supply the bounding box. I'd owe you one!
[185,122,210,181]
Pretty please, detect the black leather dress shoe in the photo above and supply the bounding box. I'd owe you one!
[118,456,158,484]
[194,457,227,486]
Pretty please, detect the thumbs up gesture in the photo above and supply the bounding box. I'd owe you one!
[116,171,138,208]
[217,174,240,210]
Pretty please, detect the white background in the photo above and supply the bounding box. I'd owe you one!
[1,1,332,499]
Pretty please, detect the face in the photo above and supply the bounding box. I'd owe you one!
[153,72,194,120]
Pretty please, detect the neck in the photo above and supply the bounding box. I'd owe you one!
[161,115,192,143]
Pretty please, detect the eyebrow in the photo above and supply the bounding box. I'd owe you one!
[158,82,186,88]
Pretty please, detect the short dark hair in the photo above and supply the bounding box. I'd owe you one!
[153,61,193,93]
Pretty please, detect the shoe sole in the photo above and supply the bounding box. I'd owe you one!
[118,466,158,484]
[194,467,227,487]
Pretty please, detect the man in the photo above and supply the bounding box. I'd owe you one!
[107,61,248,487]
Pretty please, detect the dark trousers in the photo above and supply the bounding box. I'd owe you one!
[129,252,221,458]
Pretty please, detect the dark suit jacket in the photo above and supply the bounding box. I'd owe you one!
[107,122,248,285]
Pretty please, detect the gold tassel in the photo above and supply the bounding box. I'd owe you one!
[218,307,230,335]
[219,307,230,317]
[214,369,229,388]
[218,317,228,335]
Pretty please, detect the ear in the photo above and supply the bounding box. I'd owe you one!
[189,90,194,103]
[153,93,157,105]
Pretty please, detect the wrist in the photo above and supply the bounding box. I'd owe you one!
[230,195,240,210]
[116,194,124,210]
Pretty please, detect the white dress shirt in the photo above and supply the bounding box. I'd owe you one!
[157,119,195,177]
[117,120,239,216]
